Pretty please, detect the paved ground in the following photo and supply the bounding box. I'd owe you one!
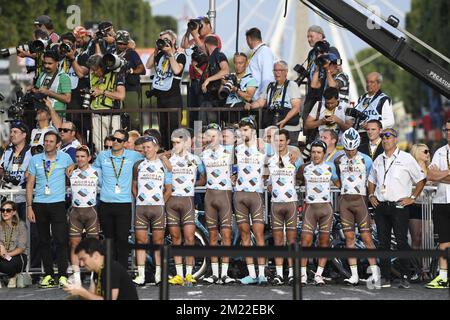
[0,282,447,300]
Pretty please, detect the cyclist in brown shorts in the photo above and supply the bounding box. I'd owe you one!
[335,128,379,286]
[167,129,206,286]
[132,136,172,285]
[267,129,303,285]
[67,146,100,286]
[234,117,268,285]
[298,139,338,286]
[200,124,235,284]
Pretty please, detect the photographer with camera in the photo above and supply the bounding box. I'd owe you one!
[245,27,274,100]
[220,53,258,124]
[86,54,126,153]
[114,30,145,131]
[245,60,301,144]
[34,15,59,44]
[146,30,186,149]
[304,87,352,141]
[29,98,62,152]
[94,21,116,56]
[354,72,394,144]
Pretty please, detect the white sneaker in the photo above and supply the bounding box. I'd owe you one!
[132,275,145,286]
[7,275,17,288]
[301,274,307,286]
[344,275,359,286]
[314,274,326,286]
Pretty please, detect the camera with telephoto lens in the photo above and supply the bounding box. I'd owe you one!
[156,38,172,51]
[2,172,21,187]
[4,90,47,120]
[293,64,309,86]
[102,53,130,73]
[345,107,369,130]
[1,39,49,58]
[80,88,92,109]
[191,45,208,67]
[187,19,203,31]
[95,29,108,39]
[218,73,238,99]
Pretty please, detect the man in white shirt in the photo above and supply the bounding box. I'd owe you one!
[245,27,274,100]
[426,119,450,289]
[368,128,426,289]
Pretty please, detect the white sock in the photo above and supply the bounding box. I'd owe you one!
[138,265,145,278]
[175,264,184,277]
[316,266,324,276]
[247,264,257,278]
[439,269,448,281]
[155,266,161,283]
[258,265,265,278]
[350,265,358,278]
[221,263,229,277]
[186,265,193,276]
[211,263,219,277]
[369,265,379,279]
[301,267,307,278]
[276,266,283,277]
[288,267,293,278]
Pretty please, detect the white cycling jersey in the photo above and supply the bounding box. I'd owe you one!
[268,152,302,202]
[169,152,205,197]
[235,144,267,193]
[302,161,338,204]
[201,145,233,191]
[70,166,100,207]
[135,158,172,206]
[335,152,372,196]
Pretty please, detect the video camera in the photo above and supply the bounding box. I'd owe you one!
[187,19,203,31]
[3,90,47,120]
[218,73,238,99]
[102,53,130,73]
[345,108,369,130]
[1,39,49,58]
[191,45,208,67]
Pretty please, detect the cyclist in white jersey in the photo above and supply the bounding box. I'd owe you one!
[132,136,172,285]
[334,128,379,286]
[267,129,303,285]
[167,129,206,286]
[298,140,338,286]
[200,125,235,284]
[234,117,269,285]
[67,145,100,286]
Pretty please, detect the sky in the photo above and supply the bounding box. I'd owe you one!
[148,0,412,63]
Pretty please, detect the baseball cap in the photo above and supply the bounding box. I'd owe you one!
[308,25,325,37]
[10,121,29,135]
[34,15,52,25]
[98,21,113,31]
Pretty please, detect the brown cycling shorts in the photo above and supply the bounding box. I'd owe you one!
[166,196,195,227]
[338,194,371,232]
[271,201,298,231]
[302,203,333,234]
[204,189,233,230]
[234,191,265,225]
[68,206,99,237]
[135,205,165,231]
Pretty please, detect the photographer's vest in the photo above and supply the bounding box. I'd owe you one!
[354,90,391,127]
[263,80,299,127]
[89,72,120,110]
[36,70,67,111]
[152,52,183,92]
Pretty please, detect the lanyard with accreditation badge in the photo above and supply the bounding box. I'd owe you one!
[42,160,56,195]
[381,154,397,195]
[111,157,125,194]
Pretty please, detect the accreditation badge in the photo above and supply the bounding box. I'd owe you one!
[380,184,386,195]
[45,185,51,195]
[115,184,121,194]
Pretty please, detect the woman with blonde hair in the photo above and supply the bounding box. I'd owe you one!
[0,201,28,288]
[409,143,431,281]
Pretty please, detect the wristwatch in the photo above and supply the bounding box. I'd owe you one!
[410,195,416,200]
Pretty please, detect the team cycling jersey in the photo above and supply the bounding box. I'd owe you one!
[235,144,267,193]
[135,158,172,206]
[169,152,205,197]
[268,152,302,202]
[334,152,372,195]
[201,145,233,191]
[302,161,338,204]
[70,166,100,207]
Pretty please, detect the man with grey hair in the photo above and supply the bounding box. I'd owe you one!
[354,72,394,144]
[246,60,301,144]
[59,120,81,162]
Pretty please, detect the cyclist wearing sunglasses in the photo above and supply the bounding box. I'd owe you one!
[67,145,99,286]
[267,129,303,285]
[235,118,268,285]
[166,129,206,286]
[334,128,379,286]
[368,128,426,289]
[298,139,338,286]
[132,135,172,286]
[201,125,235,284]
[59,121,81,162]
[93,130,144,269]
[426,120,450,289]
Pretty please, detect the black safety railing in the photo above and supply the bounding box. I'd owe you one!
[103,241,450,300]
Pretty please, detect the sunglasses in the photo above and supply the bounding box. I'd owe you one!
[239,117,256,128]
[380,132,397,139]
[443,129,450,132]
[1,208,14,213]
[206,123,222,131]
[58,128,73,133]
[111,137,126,143]
[143,136,159,145]
[104,145,112,150]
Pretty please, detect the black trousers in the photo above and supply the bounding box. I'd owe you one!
[157,95,182,150]
[0,254,27,277]
[33,202,68,277]
[374,202,411,280]
[99,202,132,269]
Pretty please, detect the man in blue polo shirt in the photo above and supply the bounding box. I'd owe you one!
[93,129,144,268]
[26,131,73,288]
